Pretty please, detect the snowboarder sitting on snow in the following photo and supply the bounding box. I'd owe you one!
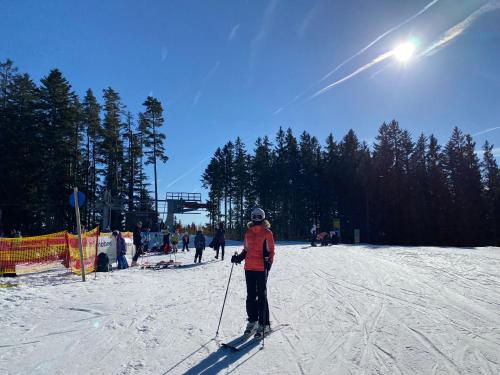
[113,230,129,269]
[231,207,275,338]
[194,230,206,263]
[317,232,330,246]
[182,232,190,252]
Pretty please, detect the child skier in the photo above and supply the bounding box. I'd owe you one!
[171,229,180,253]
[194,230,206,263]
[182,232,190,252]
[231,207,275,338]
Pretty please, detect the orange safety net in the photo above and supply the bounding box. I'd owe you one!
[0,231,68,276]
[66,227,99,275]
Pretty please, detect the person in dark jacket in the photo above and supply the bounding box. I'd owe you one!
[214,222,226,260]
[131,221,143,266]
[113,230,129,269]
[194,230,206,263]
[182,232,190,252]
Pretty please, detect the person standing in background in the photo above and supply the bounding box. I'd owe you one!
[214,222,226,260]
[131,221,143,267]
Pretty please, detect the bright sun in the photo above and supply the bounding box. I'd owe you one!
[393,41,416,62]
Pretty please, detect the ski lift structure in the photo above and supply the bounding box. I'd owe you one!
[157,192,211,231]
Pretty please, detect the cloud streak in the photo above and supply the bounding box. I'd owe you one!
[419,1,500,58]
[228,24,240,42]
[161,46,169,62]
[473,126,500,136]
[250,0,279,74]
[192,61,221,106]
[164,156,212,190]
[273,0,440,114]
[308,50,395,100]
[297,2,321,38]
[321,0,441,82]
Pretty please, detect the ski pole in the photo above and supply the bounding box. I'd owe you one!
[216,261,235,336]
[262,268,269,349]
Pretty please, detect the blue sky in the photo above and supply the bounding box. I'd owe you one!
[2,0,500,225]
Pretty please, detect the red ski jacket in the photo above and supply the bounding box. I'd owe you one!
[243,221,275,272]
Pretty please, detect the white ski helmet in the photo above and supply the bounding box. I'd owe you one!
[251,207,265,222]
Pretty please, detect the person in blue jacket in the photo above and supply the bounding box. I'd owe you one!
[113,230,129,269]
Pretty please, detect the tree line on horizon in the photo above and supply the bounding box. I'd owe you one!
[202,123,500,246]
[0,59,167,235]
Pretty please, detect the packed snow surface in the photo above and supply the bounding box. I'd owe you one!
[1,243,500,374]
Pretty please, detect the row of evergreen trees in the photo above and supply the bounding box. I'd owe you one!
[202,123,500,246]
[0,59,167,234]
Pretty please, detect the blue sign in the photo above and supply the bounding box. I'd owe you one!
[69,191,86,207]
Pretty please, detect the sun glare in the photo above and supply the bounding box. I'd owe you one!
[393,41,416,62]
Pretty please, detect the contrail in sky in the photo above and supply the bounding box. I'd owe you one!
[272,0,440,114]
[321,0,441,82]
[473,126,500,136]
[309,1,500,100]
[419,1,500,58]
[308,50,395,100]
[164,155,211,189]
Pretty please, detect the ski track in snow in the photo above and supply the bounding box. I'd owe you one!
[1,244,500,374]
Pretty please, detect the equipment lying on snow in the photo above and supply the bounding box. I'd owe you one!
[140,260,182,270]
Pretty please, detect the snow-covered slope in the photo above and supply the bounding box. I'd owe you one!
[1,244,500,374]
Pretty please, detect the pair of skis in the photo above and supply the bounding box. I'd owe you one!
[220,323,288,351]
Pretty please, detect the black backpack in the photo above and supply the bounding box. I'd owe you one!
[97,252,110,272]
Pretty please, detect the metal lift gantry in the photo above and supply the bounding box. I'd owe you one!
[157,192,211,230]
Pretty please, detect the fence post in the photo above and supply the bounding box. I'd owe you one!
[74,187,85,282]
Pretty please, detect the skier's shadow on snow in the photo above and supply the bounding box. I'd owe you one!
[181,335,260,375]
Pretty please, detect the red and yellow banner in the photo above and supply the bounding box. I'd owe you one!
[66,228,99,275]
[0,228,99,276]
[0,231,68,275]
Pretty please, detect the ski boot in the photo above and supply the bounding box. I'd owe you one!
[244,321,258,335]
[254,323,271,338]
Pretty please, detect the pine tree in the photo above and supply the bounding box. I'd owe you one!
[39,69,81,231]
[82,89,101,226]
[481,141,500,244]
[202,148,225,227]
[100,87,126,229]
[233,137,250,238]
[442,127,483,245]
[221,141,235,232]
[141,96,168,218]
[251,136,274,217]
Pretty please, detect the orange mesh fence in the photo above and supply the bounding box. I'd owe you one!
[0,231,68,276]
[67,228,99,275]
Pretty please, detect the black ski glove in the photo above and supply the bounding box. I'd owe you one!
[264,257,272,271]
[231,250,247,264]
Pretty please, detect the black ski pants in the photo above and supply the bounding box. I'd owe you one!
[182,242,189,251]
[245,270,270,325]
[215,243,225,260]
[194,247,203,263]
[132,243,142,262]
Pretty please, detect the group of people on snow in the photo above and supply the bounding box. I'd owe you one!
[129,221,212,265]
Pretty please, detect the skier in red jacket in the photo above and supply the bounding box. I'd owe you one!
[231,207,275,337]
